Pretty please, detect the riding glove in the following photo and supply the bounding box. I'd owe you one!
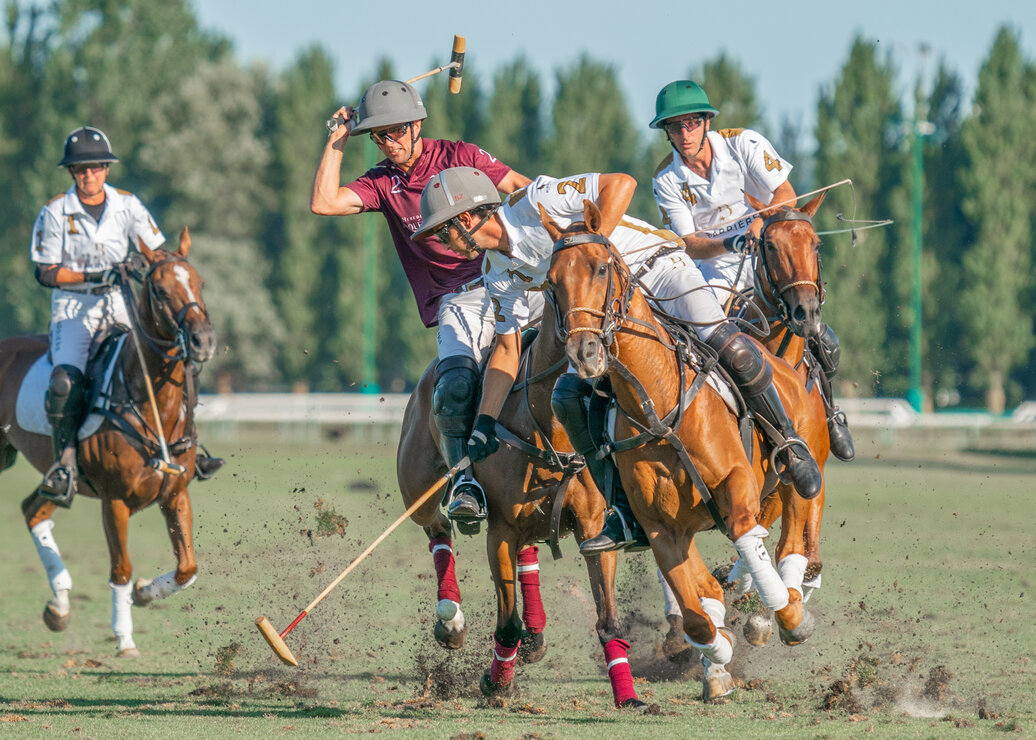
[467,414,499,462]
[722,234,748,254]
[83,267,120,286]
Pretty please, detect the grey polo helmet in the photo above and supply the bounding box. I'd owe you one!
[58,126,119,167]
[413,167,500,239]
[350,80,428,134]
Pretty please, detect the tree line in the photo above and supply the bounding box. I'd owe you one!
[1,2,1033,411]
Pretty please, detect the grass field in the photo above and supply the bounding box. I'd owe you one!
[0,435,1032,738]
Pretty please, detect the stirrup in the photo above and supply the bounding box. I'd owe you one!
[446,478,487,522]
[39,462,77,508]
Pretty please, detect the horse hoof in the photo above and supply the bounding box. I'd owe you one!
[117,647,142,658]
[778,607,816,646]
[42,603,70,632]
[619,698,651,713]
[743,613,773,646]
[132,578,153,607]
[433,619,466,650]
[702,660,736,704]
[661,615,694,663]
[518,630,546,665]
[479,670,515,705]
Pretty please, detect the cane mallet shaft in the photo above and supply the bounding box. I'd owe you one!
[256,456,471,666]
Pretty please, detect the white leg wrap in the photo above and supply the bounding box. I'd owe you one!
[437,600,465,632]
[726,557,755,597]
[687,630,733,665]
[777,553,808,598]
[732,525,789,611]
[109,581,136,650]
[31,520,72,597]
[656,568,682,617]
[700,597,726,630]
[141,571,196,601]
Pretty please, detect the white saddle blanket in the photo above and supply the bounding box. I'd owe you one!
[15,336,125,438]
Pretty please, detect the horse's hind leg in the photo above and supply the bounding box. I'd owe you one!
[480,530,521,700]
[22,494,71,631]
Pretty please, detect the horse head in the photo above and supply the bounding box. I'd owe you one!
[745,192,826,338]
[136,228,216,364]
[542,201,633,380]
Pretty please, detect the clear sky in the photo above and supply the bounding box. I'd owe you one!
[192,0,1034,136]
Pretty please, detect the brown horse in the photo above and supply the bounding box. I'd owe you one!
[543,202,827,701]
[0,229,214,656]
[728,192,831,610]
[396,296,652,709]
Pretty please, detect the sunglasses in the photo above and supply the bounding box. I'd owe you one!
[369,122,412,145]
[70,163,109,175]
[663,114,707,135]
[432,220,455,244]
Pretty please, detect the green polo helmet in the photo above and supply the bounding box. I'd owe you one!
[350,80,427,134]
[649,80,719,129]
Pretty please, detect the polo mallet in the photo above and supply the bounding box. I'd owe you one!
[326,35,466,132]
[256,456,471,666]
[118,266,186,477]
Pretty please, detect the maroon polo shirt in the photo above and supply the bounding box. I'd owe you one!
[346,138,512,327]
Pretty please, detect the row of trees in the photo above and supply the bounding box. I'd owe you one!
[1,2,1033,410]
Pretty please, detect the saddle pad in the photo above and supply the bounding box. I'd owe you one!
[15,337,125,438]
[606,368,738,444]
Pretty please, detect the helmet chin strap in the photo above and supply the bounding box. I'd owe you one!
[453,209,497,254]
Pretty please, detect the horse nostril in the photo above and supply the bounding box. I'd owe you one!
[792,305,807,323]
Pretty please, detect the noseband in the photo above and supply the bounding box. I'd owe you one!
[550,233,634,348]
[753,207,825,322]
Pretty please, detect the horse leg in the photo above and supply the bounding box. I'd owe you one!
[583,551,646,710]
[100,498,140,657]
[801,493,825,602]
[133,488,198,606]
[657,568,693,663]
[516,545,547,664]
[717,491,782,600]
[480,531,521,700]
[23,494,71,631]
[427,524,467,650]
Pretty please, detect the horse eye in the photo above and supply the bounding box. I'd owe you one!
[595,263,609,277]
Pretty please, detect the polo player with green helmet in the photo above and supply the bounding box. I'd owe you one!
[649,80,854,463]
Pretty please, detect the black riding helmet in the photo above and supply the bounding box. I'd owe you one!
[58,126,119,167]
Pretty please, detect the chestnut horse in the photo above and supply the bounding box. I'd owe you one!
[396,296,652,709]
[543,203,827,701]
[0,230,214,656]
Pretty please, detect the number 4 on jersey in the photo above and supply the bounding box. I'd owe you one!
[763,151,782,172]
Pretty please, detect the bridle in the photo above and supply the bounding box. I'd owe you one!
[751,207,825,325]
[121,257,210,364]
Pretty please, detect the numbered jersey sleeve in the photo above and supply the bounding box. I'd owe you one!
[29,205,64,264]
[125,194,166,251]
[733,130,793,201]
[652,166,698,238]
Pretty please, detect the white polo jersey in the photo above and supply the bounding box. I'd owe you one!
[652,128,791,289]
[485,173,701,335]
[30,183,165,271]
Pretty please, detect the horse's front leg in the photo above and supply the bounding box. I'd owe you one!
[133,486,198,607]
[763,482,821,646]
[480,527,521,700]
[100,497,140,657]
[23,494,71,631]
[585,551,646,710]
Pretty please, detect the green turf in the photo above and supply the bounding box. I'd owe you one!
[0,437,1032,738]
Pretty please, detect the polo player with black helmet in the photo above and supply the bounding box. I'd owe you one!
[311,81,532,528]
[414,167,824,556]
[29,126,223,505]
[650,80,854,462]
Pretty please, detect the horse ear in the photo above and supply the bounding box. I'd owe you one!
[745,192,773,216]
[583,200,603,234]
[137,237,162,264]
[176,227,191,258]
[538,203,563,242]
[799,191,827,218]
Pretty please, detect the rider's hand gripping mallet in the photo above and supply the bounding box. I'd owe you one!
[256,456,471,666]
[326,35,466,132]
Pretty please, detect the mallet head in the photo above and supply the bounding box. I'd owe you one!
[448,35,465,94]
[256,616,299,666]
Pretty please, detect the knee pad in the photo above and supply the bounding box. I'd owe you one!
[432,355,480,437]
[551,374,595,456]
[45,365,85,418]
[706,323,772,397]
[811,323,840,377]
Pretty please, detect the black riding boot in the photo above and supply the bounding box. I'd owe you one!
[708,323,822,500]
[194,446,226,481]
[39,365,85,508]
[551,374,649,555]
[818,371,855,462]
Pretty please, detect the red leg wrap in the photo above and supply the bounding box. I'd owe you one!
[490,637,520,686]
[517,545,546,633]
[429,536,461,603]
[603,638,638,707]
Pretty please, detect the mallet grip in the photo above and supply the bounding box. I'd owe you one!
[448,35,465,94]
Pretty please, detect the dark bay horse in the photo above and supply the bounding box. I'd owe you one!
[397,296,652,709]
[0,229,214,656]
[543,202,826,701]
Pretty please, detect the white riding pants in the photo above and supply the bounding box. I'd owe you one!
[436,285,545,363]
[49,288,129,370]
[639,252,729,342]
